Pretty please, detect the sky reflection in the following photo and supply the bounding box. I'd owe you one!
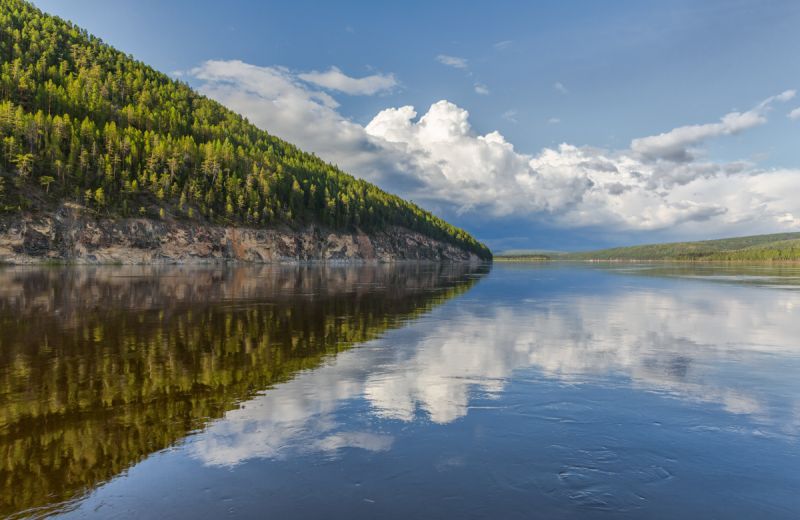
[191,265,800,468]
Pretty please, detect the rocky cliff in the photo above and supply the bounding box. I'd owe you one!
[0,205,484,264]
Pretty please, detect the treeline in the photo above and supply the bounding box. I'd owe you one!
[494,254,551,262]
[0,0,491,259]
[565,233,800,262]
[699,240,800,261]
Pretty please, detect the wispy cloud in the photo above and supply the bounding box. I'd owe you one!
[789,107,800,120]
[298,66,397,95]
[474,83,489,95]
[502,110,518,123]
[493,40,512,50]
[631,90,796,162]
[547,117,561,124]
[436,54,468,70]
[553,81,568,94]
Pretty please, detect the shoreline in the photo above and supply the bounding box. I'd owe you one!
[0,258,491,267]
[495,258,800,265]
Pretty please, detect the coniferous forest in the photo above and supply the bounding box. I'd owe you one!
[0,0,491,259]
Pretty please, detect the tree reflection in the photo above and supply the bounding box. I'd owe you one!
[0,264,485,518]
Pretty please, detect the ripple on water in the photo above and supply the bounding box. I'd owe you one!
[545,444,677,513]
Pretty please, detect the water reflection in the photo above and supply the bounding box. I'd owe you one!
[4,264,800,518]
[192,265,800,470]
[0,264,485,518]
[604,263,800,289]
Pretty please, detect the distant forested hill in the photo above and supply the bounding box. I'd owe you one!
[565,233,800,261]
[0,0,490,259]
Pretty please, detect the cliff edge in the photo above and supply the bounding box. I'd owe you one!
[0,204,485,264]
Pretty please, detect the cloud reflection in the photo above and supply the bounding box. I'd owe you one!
[192,274,800,466]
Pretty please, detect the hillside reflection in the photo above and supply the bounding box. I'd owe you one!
[0,264,486,518]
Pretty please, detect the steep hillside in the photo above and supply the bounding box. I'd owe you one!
[0,0,491,261]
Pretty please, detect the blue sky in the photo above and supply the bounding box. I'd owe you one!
[34,0,800,251]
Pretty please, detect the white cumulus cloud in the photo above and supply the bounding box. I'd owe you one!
[188,60,800,237]
[789,107,800,120]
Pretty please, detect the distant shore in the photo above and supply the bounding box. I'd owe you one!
[495,257,800,264]
[495,231,800,264]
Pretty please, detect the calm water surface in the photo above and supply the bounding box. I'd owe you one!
[1,263,799,519]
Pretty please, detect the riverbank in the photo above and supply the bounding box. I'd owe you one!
[0,204,486,264]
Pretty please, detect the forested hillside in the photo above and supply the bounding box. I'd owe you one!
[565,232,800,261]
[0,0,490,259]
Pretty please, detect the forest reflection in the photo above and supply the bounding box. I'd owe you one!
[0,264,486,518]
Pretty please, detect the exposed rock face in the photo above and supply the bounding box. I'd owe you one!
[0,205,483,264]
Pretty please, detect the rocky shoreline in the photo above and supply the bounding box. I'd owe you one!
[0,204,484,264]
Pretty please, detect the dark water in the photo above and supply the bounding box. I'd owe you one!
[1,263,799,519]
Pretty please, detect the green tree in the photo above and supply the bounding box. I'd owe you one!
[93,186,105,207]
[39,174,54,192]
[13,152,34,185]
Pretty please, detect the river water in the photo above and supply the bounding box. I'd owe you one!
[1,263,799,518]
